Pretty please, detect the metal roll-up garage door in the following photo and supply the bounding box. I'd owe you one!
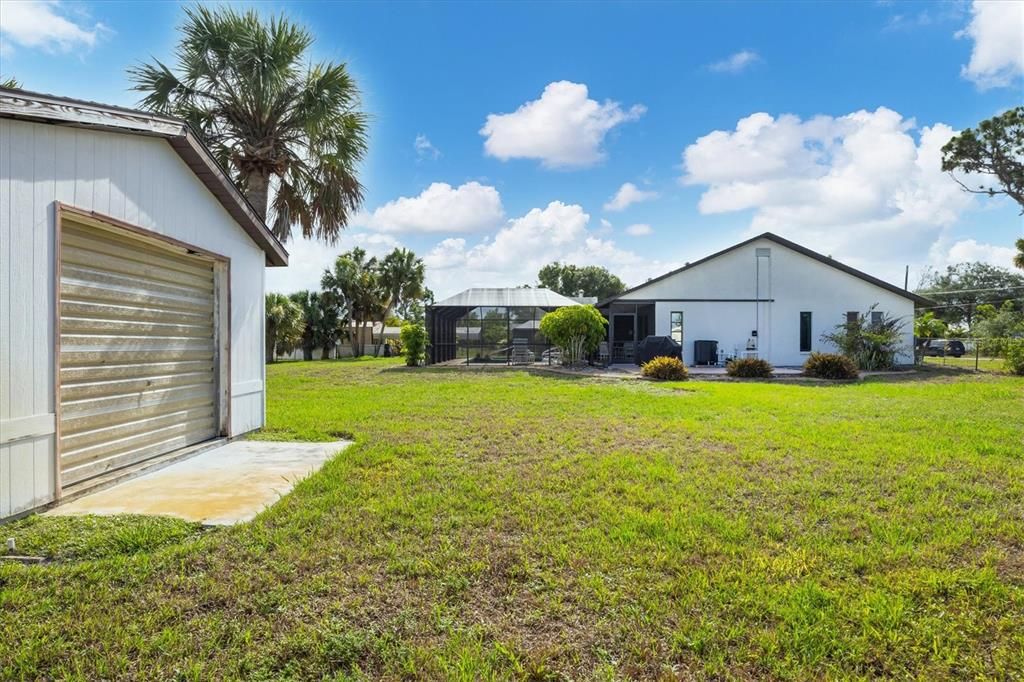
[59,219,219,487]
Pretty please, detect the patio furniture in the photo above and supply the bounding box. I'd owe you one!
[542,347,562,365]
[598,341,610,366]
[622,341,635,363]
[510,338,534,365]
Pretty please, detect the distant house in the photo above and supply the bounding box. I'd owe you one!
[598,233,930,366]
[1,89,288,519]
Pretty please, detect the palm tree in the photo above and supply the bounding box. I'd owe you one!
[319,292,346,359]
[1015,238,1024,271]
[375,248,426,354]
[290,290,342,360]
[289,290,322,361]
[265,293,304,363]
[129,5,368,242]
[321,248,381,357]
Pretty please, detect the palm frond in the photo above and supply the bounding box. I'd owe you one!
[128,4,368,240]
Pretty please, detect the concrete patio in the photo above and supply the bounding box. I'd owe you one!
[48,440,350,525]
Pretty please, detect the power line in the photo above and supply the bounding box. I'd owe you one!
[915,284,1024,296]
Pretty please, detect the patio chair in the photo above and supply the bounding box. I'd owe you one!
[622,341,635,363]
[598,341,610,366]
[510,338,534,365]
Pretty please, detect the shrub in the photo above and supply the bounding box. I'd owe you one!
[538,305,607,367]
[803,352,859,380]
[399,323,427,367]
[726,357,774,378]
[821,305,906,370]
[1004,339,1024,376]
[641,356,688,380]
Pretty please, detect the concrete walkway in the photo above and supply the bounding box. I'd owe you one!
[49,440,349,525]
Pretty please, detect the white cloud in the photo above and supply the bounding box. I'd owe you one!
[928,238,1020,269]
[707,50,761,74]
[480,81,645,168]
[957,0,1024,89]
[355,181,504,234]
[265,230,401,295]
[603,182,659,212]
[423,201,671,297]
[597,218,614,235]
[681,107,979,277]
[414,134,440,161]
[0,0,110,54]
[624,223,653,237]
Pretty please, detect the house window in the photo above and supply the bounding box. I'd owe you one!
[800,312,812,352]
[846,311,859,325]
[871,311,883,327]
[670,311,683,344]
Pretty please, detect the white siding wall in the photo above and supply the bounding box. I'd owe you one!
[622,238,916,366]
[1,119,267,517]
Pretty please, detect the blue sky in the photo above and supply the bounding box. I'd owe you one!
[2,0,1022,298]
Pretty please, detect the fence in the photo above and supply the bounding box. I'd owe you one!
[915,337,1019,373]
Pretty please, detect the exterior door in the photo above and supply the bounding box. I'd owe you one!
[58,218,219,487]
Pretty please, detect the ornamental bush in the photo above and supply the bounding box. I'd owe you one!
[1004,339,1024,376]
[538,305,607,367]
[726,357,774,378]
[399,322,427,367]
[803,352,859,380]
[641,356,688,380]
[821,305,906,370]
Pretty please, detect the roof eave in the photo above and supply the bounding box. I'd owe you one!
[601,231,930,307]
[0,87,288,267]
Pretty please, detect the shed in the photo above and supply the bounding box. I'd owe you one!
[426,288,580,364]
[0,88,288,520]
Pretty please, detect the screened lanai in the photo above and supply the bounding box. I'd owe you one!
[426,288,581,365]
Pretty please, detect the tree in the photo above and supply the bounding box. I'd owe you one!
[973,301,1024,357]
[917,262,1024,328]
[538,305,607,367]
[913,312,947,339]
[289,290,341,360]
[321,248,379,357]
[396,287,434,325]
[374,248,425,355]
[537,263,626,301]
[1015,238,1024,271]
[129,5,368,242]
[1,77,20,89]
[265,293,304,363]
[320,292,347,358]
[941,107,1023,212]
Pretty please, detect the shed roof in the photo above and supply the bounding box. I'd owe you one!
[0,87,288,266]
[432,288,582,309]
[598,232,932,307]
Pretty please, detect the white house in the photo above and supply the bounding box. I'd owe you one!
[0,89,288,520]
[599,233,929,367]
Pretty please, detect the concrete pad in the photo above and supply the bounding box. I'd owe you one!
[49,440,349,525]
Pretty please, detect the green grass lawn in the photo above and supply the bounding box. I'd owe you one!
[3,359,1023,680]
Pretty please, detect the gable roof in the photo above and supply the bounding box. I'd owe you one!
[432,287,581,309]
[0,87,288,266]
[599,232,932,306]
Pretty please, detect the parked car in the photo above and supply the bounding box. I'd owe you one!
[917,339,966,357]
